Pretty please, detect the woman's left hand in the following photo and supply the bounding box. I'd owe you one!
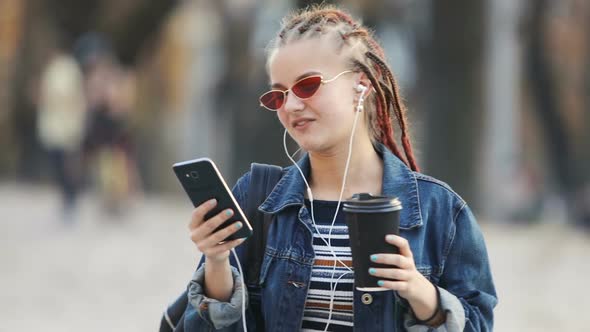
[369,234,438,316]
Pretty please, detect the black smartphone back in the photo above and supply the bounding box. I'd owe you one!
[173,158,252,241]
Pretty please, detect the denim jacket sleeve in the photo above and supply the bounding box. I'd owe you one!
[182,173,254,331]
[401,287,466,331]
[187,263,247,330]
[403,204,497,332]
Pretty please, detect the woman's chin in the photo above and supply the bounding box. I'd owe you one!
[289,131,334,153]
[297,140,332,154]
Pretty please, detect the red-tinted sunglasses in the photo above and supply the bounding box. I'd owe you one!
[259,70,353,111]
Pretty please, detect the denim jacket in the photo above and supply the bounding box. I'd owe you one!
[183,144,497,331]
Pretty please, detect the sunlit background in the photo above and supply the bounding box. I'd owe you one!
[1,0,589,331]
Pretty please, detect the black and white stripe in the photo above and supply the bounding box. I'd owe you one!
[301,200,354,332]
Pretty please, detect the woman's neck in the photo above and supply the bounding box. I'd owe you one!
[307,138,383,201]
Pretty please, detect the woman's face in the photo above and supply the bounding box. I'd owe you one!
[267,37,362,154]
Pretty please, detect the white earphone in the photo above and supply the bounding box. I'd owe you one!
[356,84,367,112]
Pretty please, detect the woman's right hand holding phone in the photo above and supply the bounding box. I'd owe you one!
[189,198,245,301]
[189,198,246,263]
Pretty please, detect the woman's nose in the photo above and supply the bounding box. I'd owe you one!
[282,91,304,112]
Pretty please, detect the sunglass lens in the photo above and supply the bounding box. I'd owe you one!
[260,91,284,110]
[292,76,322,99]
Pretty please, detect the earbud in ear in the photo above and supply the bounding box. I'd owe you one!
[356,85,367,112]
[356,84,367,112]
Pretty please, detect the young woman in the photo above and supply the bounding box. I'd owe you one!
[177,5,497,332]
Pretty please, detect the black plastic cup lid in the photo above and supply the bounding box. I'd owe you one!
[342,193,402,213]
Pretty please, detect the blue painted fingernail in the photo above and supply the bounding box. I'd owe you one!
[369,268,376,275]
[235,222,242,229]
[371,254,378,262]
[386,235,395,241]
[377,280,384,287]
[225,210,233,216]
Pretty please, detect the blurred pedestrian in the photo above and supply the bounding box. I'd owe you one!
[37,45,87,223]
[79,41,140,218]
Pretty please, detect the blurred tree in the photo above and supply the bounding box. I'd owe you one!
[0,0,26,174]
[10,0,48,180]
[210,0,260,180]
[525,0,575,203]
[45,0,177,65]
[417,0,486,209]
[524,0,590,225]
[97,0,178,66]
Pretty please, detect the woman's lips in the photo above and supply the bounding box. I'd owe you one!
[292,118,315,130]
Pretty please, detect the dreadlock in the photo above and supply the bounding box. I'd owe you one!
[268,5,420,172]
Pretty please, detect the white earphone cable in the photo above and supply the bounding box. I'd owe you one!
[283,130,353,271]
[323,94,364,331]
[231,248,247,332]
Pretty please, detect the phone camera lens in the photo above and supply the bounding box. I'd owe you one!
[189,171,199,179]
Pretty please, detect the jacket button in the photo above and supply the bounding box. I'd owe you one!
[361,293,373,305]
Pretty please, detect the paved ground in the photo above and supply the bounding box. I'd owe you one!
[1,183,589,331]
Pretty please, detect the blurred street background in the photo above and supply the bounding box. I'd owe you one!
[1,0,589,331]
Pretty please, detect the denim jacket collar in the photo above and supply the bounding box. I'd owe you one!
[258,143,423,229]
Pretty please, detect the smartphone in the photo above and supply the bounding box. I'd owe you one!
[173,158,252,241]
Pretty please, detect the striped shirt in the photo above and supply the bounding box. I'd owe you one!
[301,199,354,332]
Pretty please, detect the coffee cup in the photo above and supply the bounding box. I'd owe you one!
[343,193,402,291]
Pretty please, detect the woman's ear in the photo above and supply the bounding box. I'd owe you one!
[356,72,373,97]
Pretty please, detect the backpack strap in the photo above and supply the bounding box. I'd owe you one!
[160,289,187,332]
[245,163,283,286]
